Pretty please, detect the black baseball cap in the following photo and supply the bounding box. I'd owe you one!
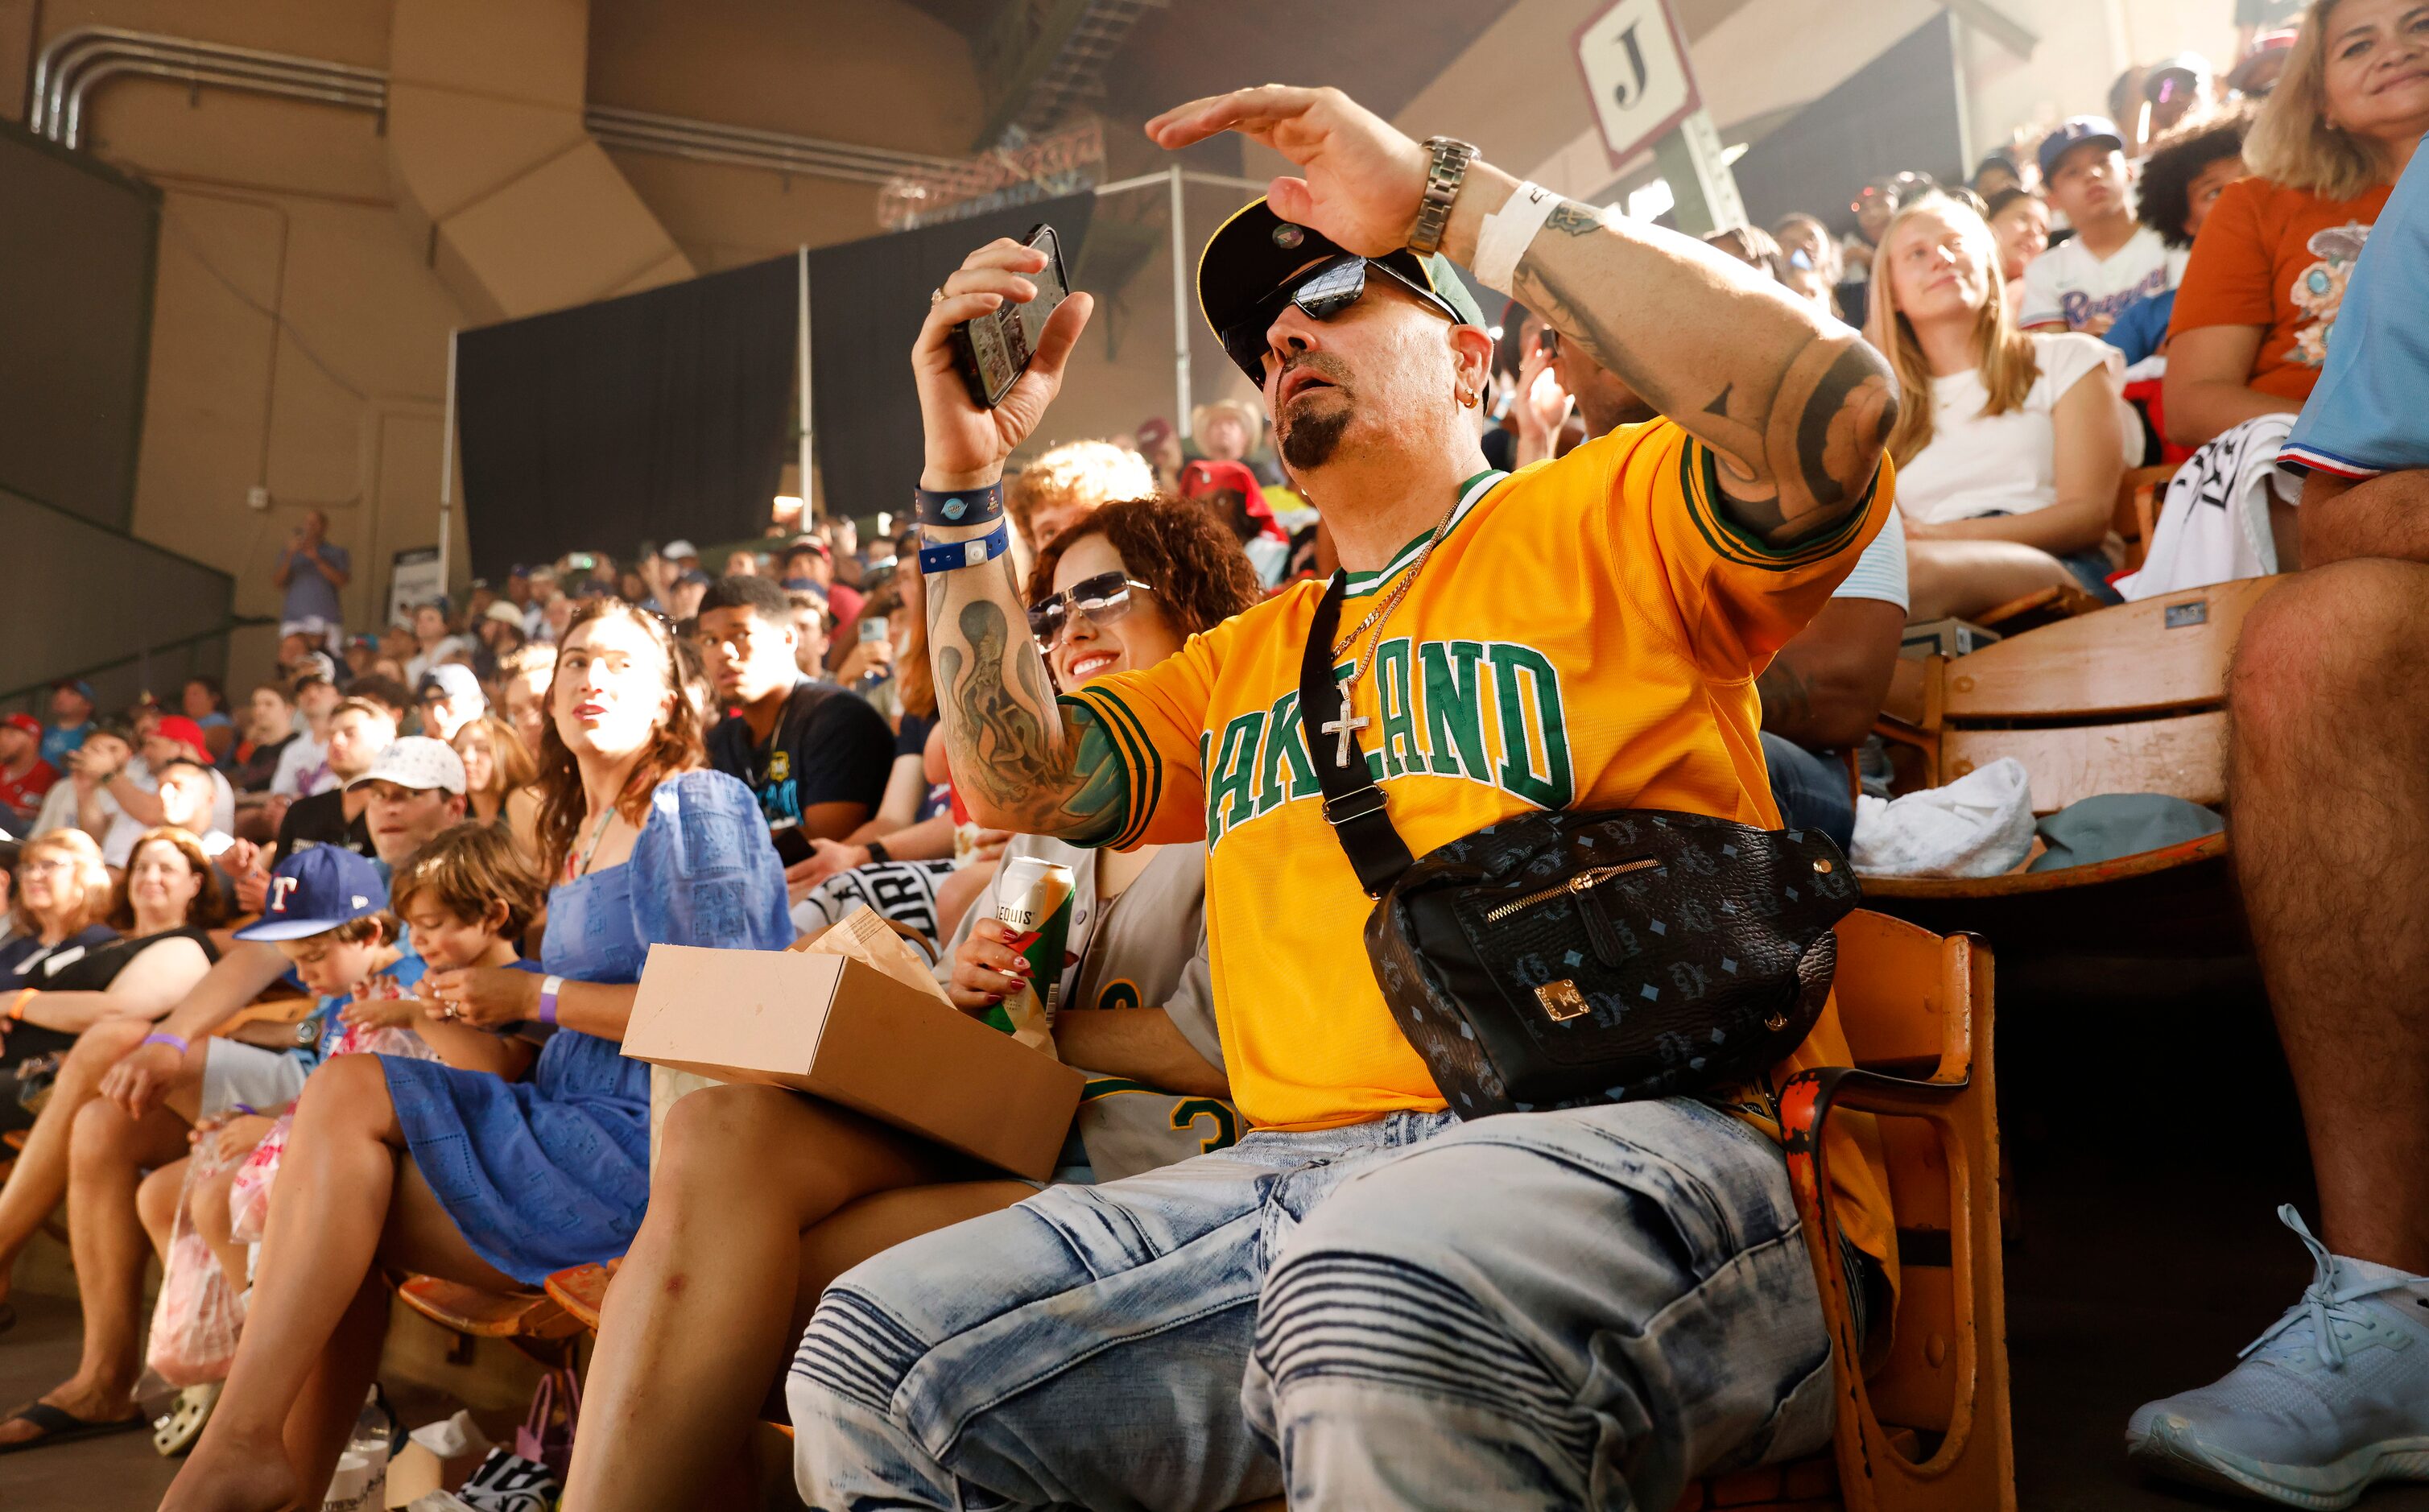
[1196,198,1487,383]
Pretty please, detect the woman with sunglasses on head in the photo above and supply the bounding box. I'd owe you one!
[558,497,1262,1512]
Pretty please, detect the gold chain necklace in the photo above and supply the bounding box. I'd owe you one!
[1320,486,1467,770]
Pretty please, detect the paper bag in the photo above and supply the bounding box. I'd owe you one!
[799,907,1055,1059]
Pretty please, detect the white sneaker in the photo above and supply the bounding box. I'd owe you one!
[2126,1205,2429,1509]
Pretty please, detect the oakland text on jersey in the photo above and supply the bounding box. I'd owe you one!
[1196,635,1573,850]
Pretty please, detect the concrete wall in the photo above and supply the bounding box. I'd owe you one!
[0,0,1195,698]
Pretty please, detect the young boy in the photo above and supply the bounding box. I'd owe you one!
[147,845,427,1293]
[355,822,547,1078]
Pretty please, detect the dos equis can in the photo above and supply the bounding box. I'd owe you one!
[988,856,1075,1034]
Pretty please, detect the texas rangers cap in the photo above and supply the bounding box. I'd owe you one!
[234,844,388,941]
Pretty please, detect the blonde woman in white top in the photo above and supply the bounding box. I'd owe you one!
[1866,194,2138,622]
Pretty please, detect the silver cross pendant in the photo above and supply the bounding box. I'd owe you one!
[1320,689,1371,769]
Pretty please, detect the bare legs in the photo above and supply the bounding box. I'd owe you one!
[162,1053,518,1512]
[0,1052,198,1445]
[2228,560,2429,1272]
[560,1085,1017,1512]
[1903,538,2082,623]
[0,1016,151,1310]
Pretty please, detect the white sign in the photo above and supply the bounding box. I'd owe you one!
[389,546,444,629]
[1573,0,1702,168]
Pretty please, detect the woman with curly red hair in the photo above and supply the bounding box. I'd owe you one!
[561,497,1263,1512]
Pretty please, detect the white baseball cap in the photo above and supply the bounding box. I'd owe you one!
[661,539,699,561]
[345,736,467,795]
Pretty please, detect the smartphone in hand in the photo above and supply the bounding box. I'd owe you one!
[950,224,1069,410]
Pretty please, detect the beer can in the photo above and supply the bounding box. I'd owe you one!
[989,857,1076,1034]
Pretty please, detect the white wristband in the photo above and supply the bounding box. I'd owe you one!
[1473,180,1564,295]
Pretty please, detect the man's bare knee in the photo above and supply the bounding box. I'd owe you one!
[2231,562,2429,759]
[68,1096,146,1178]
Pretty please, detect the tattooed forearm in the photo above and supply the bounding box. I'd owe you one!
[929,594,1127,845]
[1514,195,1897,546]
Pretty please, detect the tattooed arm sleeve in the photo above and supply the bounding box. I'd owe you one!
[1444,167,1898,548]
[923,556,1130,847]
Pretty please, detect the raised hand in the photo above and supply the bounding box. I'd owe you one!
[914,239,1096,491]
[1145,85,1430,258]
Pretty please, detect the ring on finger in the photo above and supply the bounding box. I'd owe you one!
[930,287,946,305]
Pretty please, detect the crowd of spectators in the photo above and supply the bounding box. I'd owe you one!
[0,2,2419,1507]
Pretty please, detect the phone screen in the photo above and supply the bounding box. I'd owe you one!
[772,824,815,868]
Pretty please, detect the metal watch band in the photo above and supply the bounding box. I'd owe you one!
[1407,136,1477,256]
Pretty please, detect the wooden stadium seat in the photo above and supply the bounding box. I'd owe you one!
[395,1274,584,1353]
[1865,577,2271,953]
[543,1258,619,1332]
[1971,582,2107,636]
[2112,464,2178,572]
[1237,914,2010,1512]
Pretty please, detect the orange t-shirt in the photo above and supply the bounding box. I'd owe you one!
[2167,175,2391,400]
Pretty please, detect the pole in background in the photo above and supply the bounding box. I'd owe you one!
[436,329,458,593]
[1168,163,1192,434]
[1652,109,1747,237]
[797,245,815,521]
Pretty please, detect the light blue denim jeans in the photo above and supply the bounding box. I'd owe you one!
[788,1097,1835,1511]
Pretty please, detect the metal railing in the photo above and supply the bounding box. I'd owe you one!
[28,26,1031,193]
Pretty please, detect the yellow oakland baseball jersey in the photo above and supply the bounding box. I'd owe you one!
[1064,419,1896,1266]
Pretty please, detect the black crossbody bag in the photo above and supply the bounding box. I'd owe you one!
[1298,574,1861,1117]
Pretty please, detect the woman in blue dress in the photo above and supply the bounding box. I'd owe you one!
[167,600,789,1512]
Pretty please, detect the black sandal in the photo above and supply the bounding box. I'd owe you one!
[0,1399,149,1454]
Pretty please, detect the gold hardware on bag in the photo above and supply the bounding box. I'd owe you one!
[1762,1010,1790,1031]
[1485,858,1663,924]
[1812,858,1834,875]
[1537,980,1588,1022]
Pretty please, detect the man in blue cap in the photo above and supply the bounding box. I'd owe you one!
[2022,114,2189,334]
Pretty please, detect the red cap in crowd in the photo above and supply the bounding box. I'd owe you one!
[1178,459,1290,543]
[2,713,40,737]
[154,715,210,756]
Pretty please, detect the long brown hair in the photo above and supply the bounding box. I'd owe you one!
[1865,194,2042,465]
[109,827,230,932]
[1028,496,1265,638]
[531,599,704,880]
[454,714,537,804]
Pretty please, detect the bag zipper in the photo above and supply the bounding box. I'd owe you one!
[1482,858,1662,923]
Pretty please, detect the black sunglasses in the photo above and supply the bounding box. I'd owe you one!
[1220,254,1463,383]
[1028,571,1155,648]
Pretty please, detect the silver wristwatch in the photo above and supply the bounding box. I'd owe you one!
[1407,136,1477,256]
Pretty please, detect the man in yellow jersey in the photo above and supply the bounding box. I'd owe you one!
[791,85,1899,1510]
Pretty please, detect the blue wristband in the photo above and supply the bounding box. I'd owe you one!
[915,481,1005,528]
[919,520,1013,576]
